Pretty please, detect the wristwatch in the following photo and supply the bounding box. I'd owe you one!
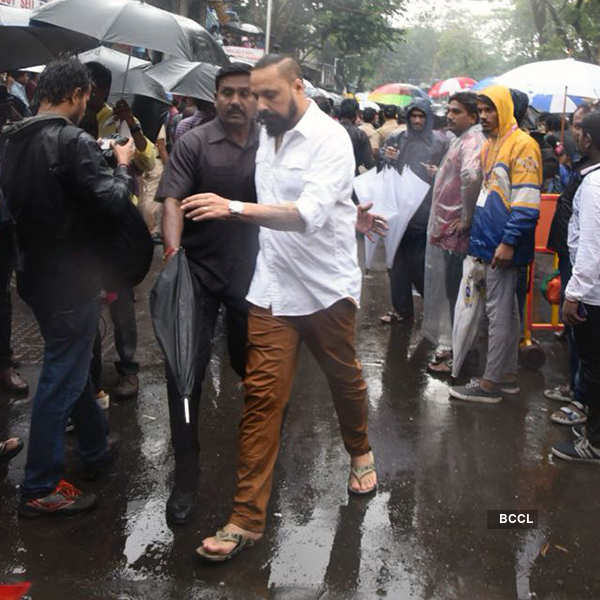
[229,200,244,216]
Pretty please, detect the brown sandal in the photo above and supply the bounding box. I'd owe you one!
[348,452,378,496]
[196,528,256,563]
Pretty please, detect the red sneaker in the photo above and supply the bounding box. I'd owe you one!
[18,480,97,518]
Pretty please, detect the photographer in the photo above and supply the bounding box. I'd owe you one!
[0,58,135,517]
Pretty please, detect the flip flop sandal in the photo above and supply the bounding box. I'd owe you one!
[348,454,378,496]
[550,401,588,426]
[0,438,24,464]
[195,528,256,563]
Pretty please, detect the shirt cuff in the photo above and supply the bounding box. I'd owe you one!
[295,195,322,235]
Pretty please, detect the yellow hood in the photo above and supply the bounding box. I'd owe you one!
[480,85,517,137]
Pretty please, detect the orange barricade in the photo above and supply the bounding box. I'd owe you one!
[520,193,562,368]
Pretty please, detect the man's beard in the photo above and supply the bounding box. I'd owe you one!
[259,98,298,137]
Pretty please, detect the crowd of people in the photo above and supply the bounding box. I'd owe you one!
[1,52,599,564]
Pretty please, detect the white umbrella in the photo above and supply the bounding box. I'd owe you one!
[495,58,600,99]
[79,46,149,81]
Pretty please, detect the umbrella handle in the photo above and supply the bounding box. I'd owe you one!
[183,396,190,424]
[121,46,133,97]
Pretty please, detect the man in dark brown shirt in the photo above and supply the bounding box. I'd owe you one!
[155,62,259,525]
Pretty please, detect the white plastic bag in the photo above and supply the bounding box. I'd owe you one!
[451,256,486,378]
[360,165,430,268]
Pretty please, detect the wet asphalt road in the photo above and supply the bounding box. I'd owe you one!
[1,245,600,600]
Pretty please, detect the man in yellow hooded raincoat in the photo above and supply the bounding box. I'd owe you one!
[450,85,542,403]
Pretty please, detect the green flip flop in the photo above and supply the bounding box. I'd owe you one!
[195,528,256,563]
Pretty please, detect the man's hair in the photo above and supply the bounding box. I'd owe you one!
[254,54,302,83]
[36,58,91,105]
[572,101,597,123]
[362,107,376,123]
[545,114,562,132]
[383,104,397,119]
[340,98,359,120]
[215,61,252,91]
[85,61,112,90]
[314,95,332,115]
[8,71,26,81]
[477,94,496,109]
[449,91,479,119]
[581,112,600,149]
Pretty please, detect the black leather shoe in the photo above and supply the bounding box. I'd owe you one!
[166,485,196,525]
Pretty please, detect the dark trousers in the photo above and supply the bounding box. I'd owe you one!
[558,252,581,397]
[109,287,139,376]
[443,249,464,327]
[573,304,600,446]
[389,230,426,317]
[166,266,248,486]
[0,232,13,369]
[22,296,108,498]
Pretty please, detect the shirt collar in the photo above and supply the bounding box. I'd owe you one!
[580,162,600,176]
[288,99,320,139]
[207,117,259,149]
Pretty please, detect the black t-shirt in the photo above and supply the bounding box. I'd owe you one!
[156,118,259,298]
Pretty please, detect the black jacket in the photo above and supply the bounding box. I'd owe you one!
[546,157,588,256]
[340,118,375,175]
[380,98,449,233]
[0,115,132,308]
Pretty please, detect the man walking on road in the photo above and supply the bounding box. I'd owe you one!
[181,55,377,562]
[449,85,542,403]
[156,62,260,525]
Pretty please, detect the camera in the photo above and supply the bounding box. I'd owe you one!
[99,134,129,167]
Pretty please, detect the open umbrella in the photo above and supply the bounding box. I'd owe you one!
[145,58,219,103]
[0,25,97,72]
[79,46,149,82]
[428,77,476,98]
[472,76,497,91]
[495,58,600,100]
[32,0,228,65]
[150,250,198,426]
[369,83,427,107]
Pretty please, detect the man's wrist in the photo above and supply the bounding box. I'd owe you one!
[565,296,579,304]
[229,200,245,218]
[162,246,180,262]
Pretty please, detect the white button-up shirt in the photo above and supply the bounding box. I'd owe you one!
[566,163,600,306]
[246,99,362,316]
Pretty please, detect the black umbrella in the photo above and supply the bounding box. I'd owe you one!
[145,59,218,104]
[150,250,198,425]
[0,25,97,71]
[32,0,228,65]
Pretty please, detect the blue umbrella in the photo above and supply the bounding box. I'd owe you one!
[530,93,586,113]
[472,76,497,91]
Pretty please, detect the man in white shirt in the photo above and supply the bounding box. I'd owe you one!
[552,111,600,464]
[180,55,377,561]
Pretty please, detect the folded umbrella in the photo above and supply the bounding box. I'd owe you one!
[150,251,198,425]
[145,59,219,103]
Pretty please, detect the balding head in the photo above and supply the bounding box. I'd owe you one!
[251,53,310,137]
[254,54,302,84]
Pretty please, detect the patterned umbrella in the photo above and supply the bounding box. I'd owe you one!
[428,77,476,98]
[369,82,427,107]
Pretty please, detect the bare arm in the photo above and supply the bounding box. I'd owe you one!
[180,193,306,232]
[157,138,169,165]
[162,197,184,250]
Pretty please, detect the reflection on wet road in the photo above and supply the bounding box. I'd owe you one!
[1,248,600,599]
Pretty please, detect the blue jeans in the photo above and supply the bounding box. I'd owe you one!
[22,296,108,498]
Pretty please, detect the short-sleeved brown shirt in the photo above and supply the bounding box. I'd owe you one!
[156,117,259,297]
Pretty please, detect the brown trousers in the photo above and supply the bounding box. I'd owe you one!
[230,299,370,533]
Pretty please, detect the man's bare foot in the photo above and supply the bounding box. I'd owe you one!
[349,450,377,494]
[201,523,262,557]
